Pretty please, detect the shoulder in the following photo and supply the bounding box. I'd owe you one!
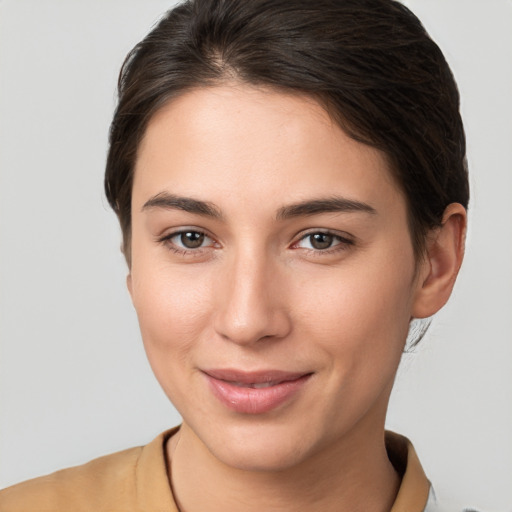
[0,445,143,512]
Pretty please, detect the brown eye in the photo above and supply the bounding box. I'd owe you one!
[309,233,334,250]
[294,231,352,253]
[160,229,216,255]
[179,231,205,249]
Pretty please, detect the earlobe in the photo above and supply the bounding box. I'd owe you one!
[126,274,133,298]
[412,203,467,319]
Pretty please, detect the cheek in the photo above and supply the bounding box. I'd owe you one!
[292,262,415,426]
[130,264,214,378]
[295,256,415,365]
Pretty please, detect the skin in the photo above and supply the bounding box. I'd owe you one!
[128,84,466,512]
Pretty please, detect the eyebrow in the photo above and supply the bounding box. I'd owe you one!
[276,197,377,220]
[142,192,376,220]
[142,192,223,219]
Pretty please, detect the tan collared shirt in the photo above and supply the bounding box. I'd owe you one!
[0,428,438,511]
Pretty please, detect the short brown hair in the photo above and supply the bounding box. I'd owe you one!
[105,0,469,267]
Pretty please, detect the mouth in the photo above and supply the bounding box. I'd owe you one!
[230,381,284,389]
[202,369,313,414]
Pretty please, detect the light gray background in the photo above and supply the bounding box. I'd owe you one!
[0,1,511,510]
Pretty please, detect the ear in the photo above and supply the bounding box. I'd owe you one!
[412,203,467,319]
[126,273,133,299]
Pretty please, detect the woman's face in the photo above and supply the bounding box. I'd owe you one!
[129,84,426,471]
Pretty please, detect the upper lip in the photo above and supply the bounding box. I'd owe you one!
[202,368,311,385]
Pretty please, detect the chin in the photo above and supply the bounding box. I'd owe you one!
[196,419,320,472]
[212,438,308,472]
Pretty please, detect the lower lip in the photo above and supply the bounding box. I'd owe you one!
[205,373,312,414]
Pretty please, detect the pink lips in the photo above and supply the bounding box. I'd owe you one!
[203,369,312,414]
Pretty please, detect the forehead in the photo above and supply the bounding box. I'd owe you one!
[132,84,403,216]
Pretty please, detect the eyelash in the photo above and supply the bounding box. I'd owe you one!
[157,229,217,257]
[291,230,354,255]
[157,229,354,257]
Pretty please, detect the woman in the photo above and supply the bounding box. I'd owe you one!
[0,0,479,510]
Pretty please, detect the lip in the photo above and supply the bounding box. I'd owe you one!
[202,369,313,414]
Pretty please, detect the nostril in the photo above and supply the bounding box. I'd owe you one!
[214,307,291,346]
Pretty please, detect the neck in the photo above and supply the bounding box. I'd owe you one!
[167,421,400,512]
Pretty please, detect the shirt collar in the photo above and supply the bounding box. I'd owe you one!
[387,431,431,512]
[136,428,431,512]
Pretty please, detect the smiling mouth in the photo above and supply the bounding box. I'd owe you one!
[202,369,313,414]
[230,381,282,389]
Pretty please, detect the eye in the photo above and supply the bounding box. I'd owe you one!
[294,231,353,251]
[173,231,208,249]
[303,232,336,250]
[159,229,216,252]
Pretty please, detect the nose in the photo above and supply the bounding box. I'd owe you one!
[213,250,292,346]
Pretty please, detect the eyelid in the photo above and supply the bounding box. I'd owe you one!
[291,229,355,251]
[157,225,214,240]
[157,227,220,254]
